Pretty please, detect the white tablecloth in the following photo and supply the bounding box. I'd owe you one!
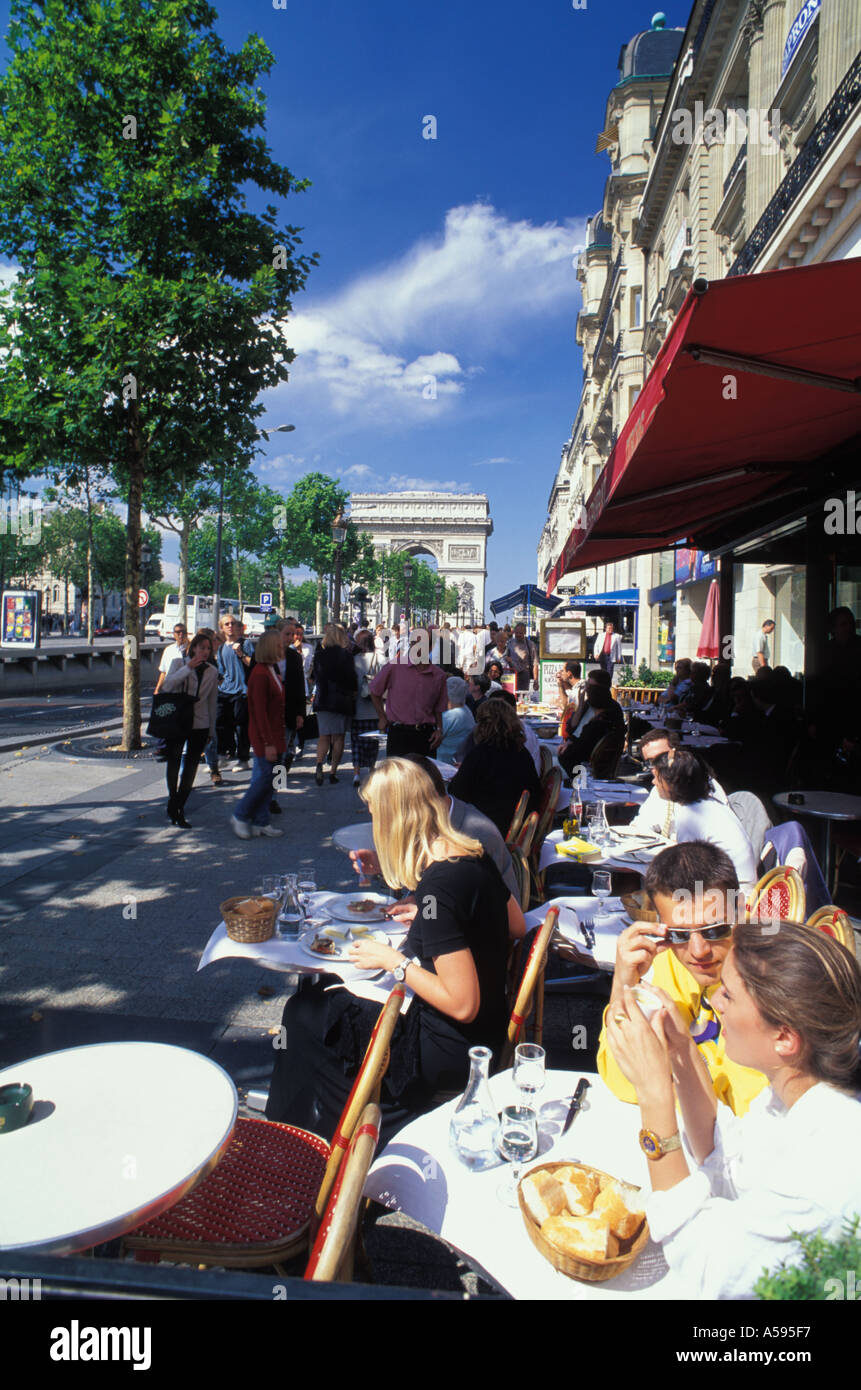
[539,827,658,876]
[365,1068,679,1300]
[197,892,411,1007]
[526,895,628,971]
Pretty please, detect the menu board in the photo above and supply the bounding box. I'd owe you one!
[1,590,41,648]
[539,618,587,661]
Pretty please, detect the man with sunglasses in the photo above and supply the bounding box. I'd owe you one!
[628,727,728,825]
[597,841,767,1116]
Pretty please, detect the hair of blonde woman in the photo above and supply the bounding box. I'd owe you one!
[361,758,483,891]
[322,622,350,649]
[473,696,525,750]
[187,632,213,660]
[254,629,282,664]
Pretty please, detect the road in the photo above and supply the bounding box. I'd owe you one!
[0,692,153,745]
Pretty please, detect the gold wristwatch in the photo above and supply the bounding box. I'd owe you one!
[639,1127,682,1161]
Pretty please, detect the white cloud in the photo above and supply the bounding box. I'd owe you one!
[472,456,513,467]
[284,202,586,425]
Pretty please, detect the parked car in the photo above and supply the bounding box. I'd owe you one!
[94,623,125,637]
[145,613,166,638]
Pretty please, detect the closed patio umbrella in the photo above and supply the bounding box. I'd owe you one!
[697,579,720,660]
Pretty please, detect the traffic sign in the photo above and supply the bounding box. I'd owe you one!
[259,591,273,609]
[138,588,149,608]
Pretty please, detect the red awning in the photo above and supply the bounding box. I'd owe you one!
[547,259,861,591]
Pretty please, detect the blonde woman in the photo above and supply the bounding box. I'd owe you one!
[310,622,357,785]
[265,758,526,1142]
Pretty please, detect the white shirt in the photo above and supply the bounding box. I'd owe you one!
[159,641,187,675]
[295,641,313,694]
[647,1083,861,1300]
[632,791,756,891]
[520,720,542,775]
[631,778,728,832]
[593,631,622,663]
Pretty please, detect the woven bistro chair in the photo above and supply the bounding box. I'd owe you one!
[122,987,405,1269]
[510,848,532,912]
[505,790,530,847]
[539,745,554,779]
[806,906,855,951]
[501,907,559,1070]
[590,732,624,780]
[304,1103,382,1284]
[513,811,540,860]
[745,866,806,926]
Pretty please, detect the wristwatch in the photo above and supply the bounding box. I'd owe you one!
[639,1127,682,1161]
[393,955,417,983]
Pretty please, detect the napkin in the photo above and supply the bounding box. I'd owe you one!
[555,836,601,860]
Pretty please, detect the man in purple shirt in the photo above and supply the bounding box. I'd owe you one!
[370,627,448,757]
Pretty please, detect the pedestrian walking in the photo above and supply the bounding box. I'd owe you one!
[351,628,381,788]
[216,614,253,770]
[161,633,218,829]
[230,628,287,840]
[311,623,357,785]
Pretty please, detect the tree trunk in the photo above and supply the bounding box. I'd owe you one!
[278,562,285,617]
[178,512,189,630]
[235,541,243,611]
[64,570,69,633]
[315,573,324,632]
[121,399,145,751]
[84,470,95,645]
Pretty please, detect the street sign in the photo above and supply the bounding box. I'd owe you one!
[259,591,273,609]
[138,588,149,608]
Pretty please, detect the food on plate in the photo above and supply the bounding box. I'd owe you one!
[592,1181,645,1241]
[541,1214,612,1261]
[310,935,337,956]
[553,1164,601,1216]
[520,1171,568,1225]
[348,900,379,914]
[349,921,372,936]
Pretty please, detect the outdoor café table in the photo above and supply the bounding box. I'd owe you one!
[0,1042,237,1255]
[198,891,411,1008]
[773,790,861,888]
[364,1067,680,1300]
[526,895,630,971]
[539,828,662,878]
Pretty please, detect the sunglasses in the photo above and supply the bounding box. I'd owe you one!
[663,923,734,945]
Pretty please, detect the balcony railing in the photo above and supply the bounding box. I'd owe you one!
[611,332,623,369]
[722,140,747,196]
[730,50,861,276]
[590,250,623,371]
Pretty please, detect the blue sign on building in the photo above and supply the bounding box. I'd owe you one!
[781,0,820,78]
[259,591,273,610]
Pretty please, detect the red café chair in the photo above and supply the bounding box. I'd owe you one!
[505,790,530,847]
[513,811,539,860]
[806,906,855,951]
[122,987,405,1269]
[745,866,806,925]
[304,1103,382,1284]
[501,907,559,1069]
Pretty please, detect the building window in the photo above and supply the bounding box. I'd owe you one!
[630,288,642,328]
[628,385,641,415]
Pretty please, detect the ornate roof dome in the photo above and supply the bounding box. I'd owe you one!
[617,12,684,81]
[587,212,611,247]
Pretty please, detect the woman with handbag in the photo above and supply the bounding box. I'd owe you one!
[160,632,218,828]
[230,627,288,840]
[310,623,357,786]
[350,628,380,788]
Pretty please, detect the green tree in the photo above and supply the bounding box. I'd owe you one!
[274,473,369,630]
[0,0,314,746]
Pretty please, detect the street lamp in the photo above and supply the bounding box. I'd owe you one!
[331,508,347,624]
[402,558,414,627]
[351,586,368,627]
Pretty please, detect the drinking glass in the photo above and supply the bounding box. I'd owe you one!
[593,869,612,922]
[260,875,278,898]
[513,1043,546,1112]
[297,877,317,909]
[497,1105,538,1205]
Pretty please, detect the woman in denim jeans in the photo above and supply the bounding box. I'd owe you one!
[230,628,287,840]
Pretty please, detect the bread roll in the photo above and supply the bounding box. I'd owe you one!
[521,1171,567,1225]
[541,1214,611,1261]
[593,1181,645,1241]
[553,1165,600,1216]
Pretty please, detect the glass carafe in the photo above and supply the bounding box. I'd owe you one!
[276,873,304,940]
[449,1046,499,1171]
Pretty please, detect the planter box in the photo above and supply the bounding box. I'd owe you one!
[612,686,666,705]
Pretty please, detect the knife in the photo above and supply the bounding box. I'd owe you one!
[562,1078,590,1134]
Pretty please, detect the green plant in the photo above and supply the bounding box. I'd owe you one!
[615,661,674,689]
[754,1217,861,1300]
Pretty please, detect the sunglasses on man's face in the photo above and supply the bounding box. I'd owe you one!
[664,923,734,945]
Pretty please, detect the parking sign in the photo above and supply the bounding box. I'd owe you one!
[259,592,273,609]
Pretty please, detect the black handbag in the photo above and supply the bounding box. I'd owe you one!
[147,684,197,741]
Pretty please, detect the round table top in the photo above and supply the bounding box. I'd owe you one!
[333,822,375,853]
[773,791,861,821]
[0,1042,238,1254]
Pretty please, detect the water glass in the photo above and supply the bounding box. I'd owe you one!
[513,1043,545,1112]
[593,869,612,922]
[260,876,279,898]
[497,1105,538,1205]
[297,877,317,909]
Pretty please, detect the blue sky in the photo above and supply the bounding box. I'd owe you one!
[1,0,687,604]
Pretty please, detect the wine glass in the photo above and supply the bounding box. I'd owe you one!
[513,1043,545,1113]
[297,876,317,910]
[497,1105,538,1205]
[593,869,612,922]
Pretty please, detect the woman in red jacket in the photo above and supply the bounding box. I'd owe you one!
[230,628,287,840]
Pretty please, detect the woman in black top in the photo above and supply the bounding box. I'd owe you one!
[310,622,357,785]
[264,757,526,1143]
[449,697,541,838]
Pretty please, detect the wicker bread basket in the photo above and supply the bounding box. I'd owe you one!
[221,895,277,944]
[518,1161,649,1282]
[620,889,659,924]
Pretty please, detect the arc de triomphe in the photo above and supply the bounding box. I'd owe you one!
[349,492,493,624]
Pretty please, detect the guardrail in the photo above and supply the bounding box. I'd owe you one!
[0,643,163,695]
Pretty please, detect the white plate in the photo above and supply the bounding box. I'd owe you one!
[326,892,398,924]
[299,927,390,964]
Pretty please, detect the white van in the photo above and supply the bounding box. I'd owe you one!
[163,594,216,635]
[240,604,270,637]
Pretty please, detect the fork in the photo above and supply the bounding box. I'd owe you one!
[579,917,596,950]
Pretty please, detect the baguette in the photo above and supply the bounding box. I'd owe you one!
[521,1171,567,1225]
[541,1214,611,1261]
[592,1181,645,1241]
